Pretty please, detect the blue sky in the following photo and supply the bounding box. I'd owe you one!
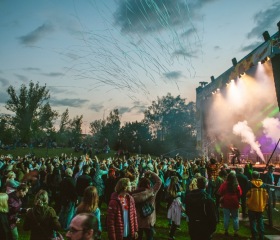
[0,0,279,130]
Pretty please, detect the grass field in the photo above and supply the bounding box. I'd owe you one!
[16,200,280,240]
[2,147,280,239]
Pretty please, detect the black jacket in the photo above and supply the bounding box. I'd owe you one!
[186,189,218,239]
[76,174,93,197]
[60,176,78,205]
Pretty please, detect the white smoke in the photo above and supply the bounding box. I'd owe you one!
[262,117,280,145]
[233,121,265,162]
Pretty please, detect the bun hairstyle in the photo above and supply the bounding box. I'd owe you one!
[34,190,49,207]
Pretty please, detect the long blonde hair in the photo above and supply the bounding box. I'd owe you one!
[76,186,99,214]
[0,193,8,213]
[167,176,182,198]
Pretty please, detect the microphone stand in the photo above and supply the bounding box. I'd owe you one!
[264,138,280,172]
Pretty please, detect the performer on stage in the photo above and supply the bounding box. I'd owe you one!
[230,146,241,165]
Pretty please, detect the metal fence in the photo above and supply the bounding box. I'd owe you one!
[264,185,280,230]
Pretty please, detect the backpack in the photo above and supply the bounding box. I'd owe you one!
[138,200,154,218]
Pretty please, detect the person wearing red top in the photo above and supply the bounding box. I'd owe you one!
[107,178,138,240]
[218,171,242,237]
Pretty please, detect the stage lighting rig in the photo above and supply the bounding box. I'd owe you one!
[199,81,208,87]
[232,58,237,67]
[262,31,271,42]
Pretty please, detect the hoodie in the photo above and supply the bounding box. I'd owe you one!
[246,179,268,212]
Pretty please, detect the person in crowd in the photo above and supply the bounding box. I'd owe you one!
[49,166,62,212]
[246,171,268,240]
[66,212,98,240]
[8,183,29,240]
[0,193,12,240]
[59,168,78,230]
[23,189,61,240]
[218,171,242,237]
[5,171,20,194]
[185,176,218,240]
[132,170,162,240]
[76,186,102,240]
[244,163,253,180]
[206,158,220,198]
[92,156,108,207]
[166,176,184,240]
[264,165,278,211]
[236,167,249,219]
[166,176,183,211]
[188,173,201,191]
[107,178,138,240]
[76,165,93,203]
[213,169,228,222]
[104,168,118,206]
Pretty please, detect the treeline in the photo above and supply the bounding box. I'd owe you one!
[0,81,197,157]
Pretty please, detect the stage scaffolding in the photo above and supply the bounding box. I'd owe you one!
[196,23,280,160]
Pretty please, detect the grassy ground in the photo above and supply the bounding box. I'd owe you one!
[0,147,86,159]
[2,147,280,239]
[17,202,280,240]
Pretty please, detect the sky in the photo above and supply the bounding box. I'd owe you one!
[0,0,279,132]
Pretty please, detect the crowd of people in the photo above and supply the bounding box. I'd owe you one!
[0,152,279,240]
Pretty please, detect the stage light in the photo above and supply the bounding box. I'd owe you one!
[232,58,237,67]
[261,56,270,64]
[199,81,208,87]
[262,31,270,42]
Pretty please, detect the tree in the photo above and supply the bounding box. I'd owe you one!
[89,119,106,136]
[69,115,83,144]
[89,109,120,150]
[59,108,70,133]
[0,114,14,145]
[144,93,196,151]
[119,121,151,153]
[5,81,57,143]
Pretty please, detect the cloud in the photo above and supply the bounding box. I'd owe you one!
[131,102,147,114]
[114,0,197,34]
[181,28,196,38]
[173,48,195,58]
[48,86,69,94]
[0,90,9,104]
[14,74,28,82]
[89,103,103,112]
[18,23,54,45]
[0,78,9,88]
[119,107,131,115]
[247,1,280,39]
[23,67,41,71]
[42,72,64,77]
[50,98,89,107]
[163,71,182,80]
[240,41,262,52]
